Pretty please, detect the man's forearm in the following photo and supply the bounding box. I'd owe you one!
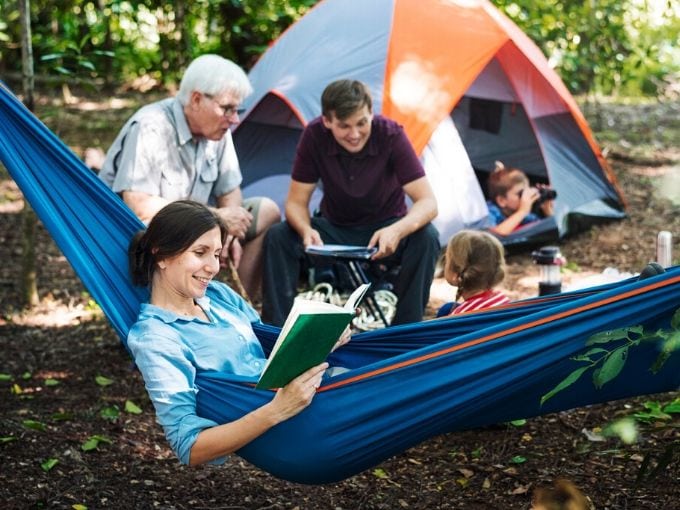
[390,196,438,239]
[216,188,243,209]
[285,202,313,238]
[122,191,171,224]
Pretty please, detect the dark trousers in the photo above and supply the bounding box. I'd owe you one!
[262,217,440,327]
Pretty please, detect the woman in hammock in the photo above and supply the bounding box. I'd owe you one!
[127,200,348,465]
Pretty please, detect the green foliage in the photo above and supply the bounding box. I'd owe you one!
[81,434,112,451]
[124,400,142,414]
[492,0,679,96]
[541,309,680,405]
[0,0,315,85]
[40,458,59,472]
[50,411,73,421]
[601,398,680,484]
[22,419,47,431]
[94,375,114,387]
[372,468,389,479]
[100,405,120,420]
[1,0,675,96]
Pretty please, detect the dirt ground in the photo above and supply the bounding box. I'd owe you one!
[0,93,678,509]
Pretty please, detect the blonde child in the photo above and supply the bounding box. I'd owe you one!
[486,162,554,236]
[444,230,509,315]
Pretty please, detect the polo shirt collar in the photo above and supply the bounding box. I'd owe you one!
[172,98,194,147]
[139,295,212,324]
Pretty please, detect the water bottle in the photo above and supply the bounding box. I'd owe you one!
[656,231,672,268]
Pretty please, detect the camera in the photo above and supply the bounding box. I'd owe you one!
[538,187,557,203]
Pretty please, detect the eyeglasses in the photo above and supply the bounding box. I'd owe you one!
[203,93,245,118]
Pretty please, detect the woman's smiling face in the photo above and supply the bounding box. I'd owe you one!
[156,226,222,300]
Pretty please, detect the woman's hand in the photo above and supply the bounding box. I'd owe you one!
[267,362,328,423]
[331,325,352,352]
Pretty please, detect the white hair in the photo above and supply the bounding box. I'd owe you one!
[176,54,253,105]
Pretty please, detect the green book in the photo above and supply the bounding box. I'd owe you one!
[256,283,370,389]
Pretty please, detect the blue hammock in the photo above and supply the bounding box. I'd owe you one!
[1,83,678,484]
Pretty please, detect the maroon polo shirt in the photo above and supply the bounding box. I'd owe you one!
[291,115,425,226]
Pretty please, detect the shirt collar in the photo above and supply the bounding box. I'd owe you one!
[139,294,212,324]
[464,289,498,302]
[172,98,194,147]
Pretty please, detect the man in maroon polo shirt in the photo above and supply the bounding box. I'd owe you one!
[262,79,440,326]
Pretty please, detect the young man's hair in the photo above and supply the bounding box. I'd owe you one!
[487,162,530,201]
[445,229,505,300]
[176,54,253,106]
[321,79,372,120]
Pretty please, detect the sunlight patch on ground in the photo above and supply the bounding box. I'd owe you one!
[72,97,135,112]
[654,165,680,206]
[3,295,101,328]
[0,179,23,213]
[431,267,633,311]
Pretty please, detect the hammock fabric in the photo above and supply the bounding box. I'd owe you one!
[1,84,678,484]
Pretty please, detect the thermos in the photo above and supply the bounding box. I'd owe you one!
[656,231,672,268]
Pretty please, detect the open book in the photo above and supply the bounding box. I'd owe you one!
[305,244,377,260]
[256,283,371,389]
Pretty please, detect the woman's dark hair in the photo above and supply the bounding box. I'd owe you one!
[321,79,372,120]
[128,200,228,287]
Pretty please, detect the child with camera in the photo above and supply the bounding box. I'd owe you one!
[486,162,555,236]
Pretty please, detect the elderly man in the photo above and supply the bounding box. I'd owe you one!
[262,79,440,326]
[99,54,279,298]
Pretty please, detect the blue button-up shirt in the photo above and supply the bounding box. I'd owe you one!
[127,281,265,465]
[486,201,539,228]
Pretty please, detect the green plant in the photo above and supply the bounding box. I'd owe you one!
[541,308,680,405]
[602,398,680,485]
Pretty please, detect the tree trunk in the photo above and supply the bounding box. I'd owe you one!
[175,0,191,71]
[19,0,39,307]
[98,0,114,86]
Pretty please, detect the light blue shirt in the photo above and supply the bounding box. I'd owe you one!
[127,281,265,465]
[99,97,242,204]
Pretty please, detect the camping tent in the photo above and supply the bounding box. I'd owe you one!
[234,0,626,245]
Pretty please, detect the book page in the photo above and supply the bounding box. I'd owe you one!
[344,282,371,310]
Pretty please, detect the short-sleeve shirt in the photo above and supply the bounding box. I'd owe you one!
[486,201,540,228]
[292,115,425,226]
[99,97,242,204]
[127,281,265,465]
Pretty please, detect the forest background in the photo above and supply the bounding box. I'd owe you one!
[0,0,678,100]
